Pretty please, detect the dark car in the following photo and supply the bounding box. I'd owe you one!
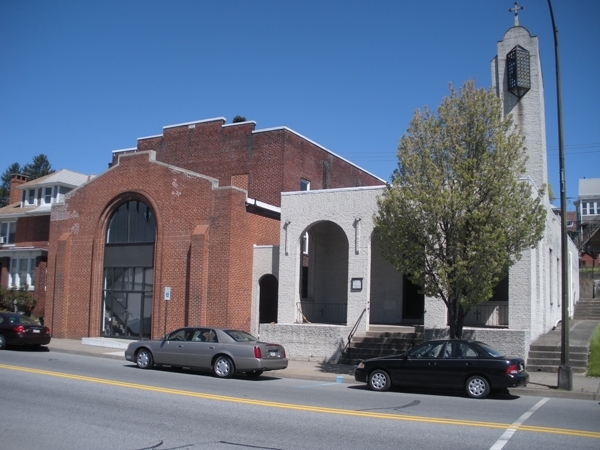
[125,327,288,379]
[0,312,51,349]
[354,339,528,399]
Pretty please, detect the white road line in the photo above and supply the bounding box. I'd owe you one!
[489,397,550,450]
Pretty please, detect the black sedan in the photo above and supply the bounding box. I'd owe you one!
[0,312,51,349]
[354,339,529,399]
[125,327,288,378]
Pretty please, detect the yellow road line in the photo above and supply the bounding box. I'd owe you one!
[1,363,598,439]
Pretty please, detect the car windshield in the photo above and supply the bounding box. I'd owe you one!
[224,330,258,342]
[476,342,504,357]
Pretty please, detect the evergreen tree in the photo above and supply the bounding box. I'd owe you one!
[22,154,53,181]
[0,154,54,207]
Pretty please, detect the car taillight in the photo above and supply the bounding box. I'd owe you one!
[506,363,519,374]
[44,327,50,334]
[254,346,262,358]
[13,325,25,333]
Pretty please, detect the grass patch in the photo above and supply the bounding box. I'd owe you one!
[588,323,600,377]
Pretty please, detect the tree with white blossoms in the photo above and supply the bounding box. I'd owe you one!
[374,80,546,339]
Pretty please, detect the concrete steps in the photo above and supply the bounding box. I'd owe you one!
[573,298,600,320]
[526,305,598,374]
[338,326,423,365]
[526,344,589,374]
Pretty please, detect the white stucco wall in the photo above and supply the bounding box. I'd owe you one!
[491,26,548,199]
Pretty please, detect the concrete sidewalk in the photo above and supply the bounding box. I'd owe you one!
[42,336,600,401]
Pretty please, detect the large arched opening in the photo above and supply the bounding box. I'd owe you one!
[299,221,349,325]
[101,199,156,339]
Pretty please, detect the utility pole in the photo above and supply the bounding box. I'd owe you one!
[547,0,572,390]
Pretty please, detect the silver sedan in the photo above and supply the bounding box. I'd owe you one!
[125,327,288,378]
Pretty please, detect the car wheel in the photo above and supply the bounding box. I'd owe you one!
[245,370,264,379]
[136,348,154,369]
[368,369,391,392]
[466,375,490,399]
[213,355,234,378]
[0,334,6,350]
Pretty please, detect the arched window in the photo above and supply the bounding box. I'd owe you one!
[106,200,155,244]
[102,200,156,339]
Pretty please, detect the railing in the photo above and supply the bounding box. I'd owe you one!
[344,308,367,352]
[574,219,600,250]
[463,303,508,327]
[298,301,347,325]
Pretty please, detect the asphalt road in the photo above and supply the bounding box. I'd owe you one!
[1,350,599,450]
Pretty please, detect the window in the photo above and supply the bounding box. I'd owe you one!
[27,189,37,206]
[409,342,445,358]
[582,201,600,216]
[44,187,53,204]
[0,221,16,245]
[300,179,310,191]
[106,200,156,244]
[9,257,36,289]
[302,232,309,255]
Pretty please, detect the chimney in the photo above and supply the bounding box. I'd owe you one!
[9,174,28,204]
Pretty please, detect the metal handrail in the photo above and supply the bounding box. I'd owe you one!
[343,308,366,353]
[575,219,600,250]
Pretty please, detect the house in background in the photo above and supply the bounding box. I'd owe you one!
[0,170,93,317]
[574,178,600,267]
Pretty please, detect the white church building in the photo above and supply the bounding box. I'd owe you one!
[255,18,579,362]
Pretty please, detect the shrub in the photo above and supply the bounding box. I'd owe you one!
[587,323,600,377]
[0,286,37,315]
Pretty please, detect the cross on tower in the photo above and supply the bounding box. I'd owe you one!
[509,2,524,26]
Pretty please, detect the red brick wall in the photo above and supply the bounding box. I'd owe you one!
[15,216,50,248]
[118,119,382,207]
[0,257,8,295]
[32,256,47,319]
[46,151,274,338]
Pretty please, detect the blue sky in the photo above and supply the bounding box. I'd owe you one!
[1,1,598,208]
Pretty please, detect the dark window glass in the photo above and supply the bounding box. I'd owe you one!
[146,209,156,241]
[144,268,153,291]
[113,268,124,290]
[115,203,127,243]
[106,200,155,244]
[136,202,147,241]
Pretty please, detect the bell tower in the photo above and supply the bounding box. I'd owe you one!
[491,4,549,200]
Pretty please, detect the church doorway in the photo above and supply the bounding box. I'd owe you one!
[299,221,348,324]
[259,274,278,323]
[102,200,156,339]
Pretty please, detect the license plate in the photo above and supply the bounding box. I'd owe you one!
[33,329,40,333]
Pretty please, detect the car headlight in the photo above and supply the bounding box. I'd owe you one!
[357,362,365,369]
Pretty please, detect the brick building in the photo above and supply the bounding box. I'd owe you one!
[41,117,382,340]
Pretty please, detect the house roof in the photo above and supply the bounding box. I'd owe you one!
[18,169,94,190]
[578,178,600,199]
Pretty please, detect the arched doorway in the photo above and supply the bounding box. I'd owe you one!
[299,221,348,324]
[102,200,156,339]
[259,274,278,323]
